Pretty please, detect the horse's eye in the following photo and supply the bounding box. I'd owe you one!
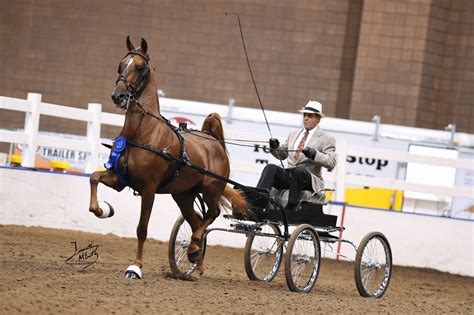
[136,65,144,71]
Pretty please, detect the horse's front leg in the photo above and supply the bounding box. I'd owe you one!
[125,186,155,279]
[89,170,125,218]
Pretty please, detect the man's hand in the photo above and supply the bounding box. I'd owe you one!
[302,147,316,160]
[269,138,280,149]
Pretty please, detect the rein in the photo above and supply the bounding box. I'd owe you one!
[183,129,301,152]
[107,44,293,198]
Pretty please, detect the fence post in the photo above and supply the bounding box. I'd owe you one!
[226,98,235,124]
[22,93,41,167]
[86,103,102,173]
[335,138,347,203]
[336,202,347,260]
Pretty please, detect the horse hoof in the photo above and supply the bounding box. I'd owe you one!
[187,249,202,263]
[95,201,115,219]
[124,265,142,279]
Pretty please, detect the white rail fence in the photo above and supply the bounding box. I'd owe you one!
[1,93,473,205]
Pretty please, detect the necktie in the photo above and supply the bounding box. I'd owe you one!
[294,130,309,160]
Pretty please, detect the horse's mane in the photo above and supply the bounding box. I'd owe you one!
[201,113,226,152]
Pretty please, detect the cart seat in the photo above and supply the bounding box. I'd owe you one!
[241,186,325,211]
[269,188,325,210]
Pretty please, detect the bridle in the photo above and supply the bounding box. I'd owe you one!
[109,48,190,191]
[115,49,151,110]
[113,48,168,137]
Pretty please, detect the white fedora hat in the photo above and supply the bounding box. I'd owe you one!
[298,100,325,117]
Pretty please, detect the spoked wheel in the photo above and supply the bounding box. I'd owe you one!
[354,232,392,298]
[284,224,321,293]
[244,223,284,281]
[168,197,206,276]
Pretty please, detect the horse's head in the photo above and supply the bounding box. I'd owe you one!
[112,36,152,109]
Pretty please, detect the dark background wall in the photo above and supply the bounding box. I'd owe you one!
[350,0,474,131]
[0,0,473,147]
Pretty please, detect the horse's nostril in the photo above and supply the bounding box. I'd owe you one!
[111,93,126,104]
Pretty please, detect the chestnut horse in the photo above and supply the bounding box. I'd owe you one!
[88,36,249,279]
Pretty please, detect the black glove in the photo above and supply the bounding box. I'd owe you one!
[269,138,280,149]
[302,147,316,160]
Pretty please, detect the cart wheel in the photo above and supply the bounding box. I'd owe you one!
[168,198,206,276]
[354,232,392,298]
[244,223,283,281]
[284,224,321,293]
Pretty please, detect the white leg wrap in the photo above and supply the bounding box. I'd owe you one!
[97,201,115,219]
[125,265,142,279]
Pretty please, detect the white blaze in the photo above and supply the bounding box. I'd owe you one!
[125,56,134,71]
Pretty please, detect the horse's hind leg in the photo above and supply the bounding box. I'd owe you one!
[89,170,124,217]
[187,185,222,264]
[172,191,206,277]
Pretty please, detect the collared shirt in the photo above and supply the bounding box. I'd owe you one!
[293,125,318,152]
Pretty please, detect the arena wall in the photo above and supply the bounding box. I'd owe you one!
[1,167,472,277]
[1,0,474,146]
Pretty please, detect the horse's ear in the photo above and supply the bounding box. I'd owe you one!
[140,38,148,54]
[126,35,135,51]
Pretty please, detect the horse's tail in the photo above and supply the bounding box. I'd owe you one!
[219,185,253,219]
[201,112,226,152]
[202,113,252,218]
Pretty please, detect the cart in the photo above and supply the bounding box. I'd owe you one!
[168,187,392,297]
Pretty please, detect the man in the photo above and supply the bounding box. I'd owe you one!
[256,100,336,211]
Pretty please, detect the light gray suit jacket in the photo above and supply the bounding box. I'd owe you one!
[271,127,336,192]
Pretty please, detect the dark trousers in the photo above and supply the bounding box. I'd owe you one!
[257,164,313,205]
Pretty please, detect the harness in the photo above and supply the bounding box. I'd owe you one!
[110,48,251,190]
[106,47,279,207]
[103,43,294,239]
[104,119,189,190]
[106,48,191,191]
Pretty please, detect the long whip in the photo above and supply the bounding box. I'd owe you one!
[226,12,285,169]
[226,12,273,138]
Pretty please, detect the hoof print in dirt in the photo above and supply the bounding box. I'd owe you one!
[165,272,198,282]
